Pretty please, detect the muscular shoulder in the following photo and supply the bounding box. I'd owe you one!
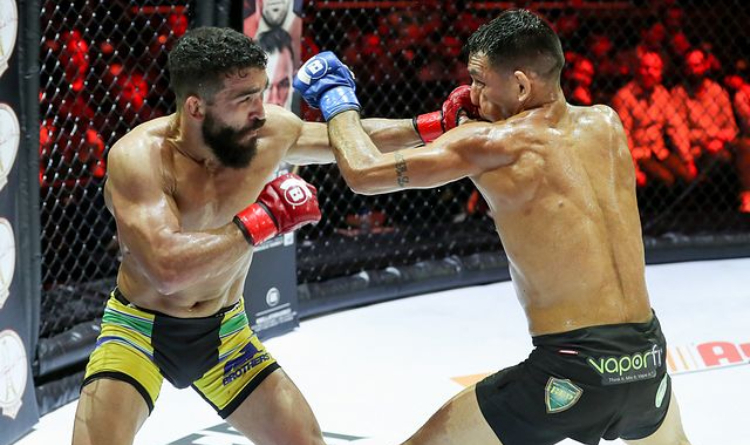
[261,105,303,147]
[586,104,626,131]
[572,105,629,149]
[107,118,173,197]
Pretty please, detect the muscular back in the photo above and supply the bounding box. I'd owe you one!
[473,103,652,335]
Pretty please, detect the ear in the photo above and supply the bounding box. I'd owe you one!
[514,70,532,103]
[185,96,205,120]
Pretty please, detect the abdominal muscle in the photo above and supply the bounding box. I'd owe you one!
[116,252,253,318]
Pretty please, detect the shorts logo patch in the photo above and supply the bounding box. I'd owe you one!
[222,342,268,386]
[655,374,669,408]
[545,377,583,414]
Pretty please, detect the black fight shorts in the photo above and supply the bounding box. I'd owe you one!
[476,312,671,445]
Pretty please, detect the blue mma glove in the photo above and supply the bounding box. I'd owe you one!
[294,51,361,121]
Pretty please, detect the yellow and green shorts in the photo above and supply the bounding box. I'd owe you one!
[82,288,279,418]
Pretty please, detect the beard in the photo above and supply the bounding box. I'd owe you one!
[202,112,265,169]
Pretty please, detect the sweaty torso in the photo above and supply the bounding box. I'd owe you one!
[472,102,652,335]
[105,108,296,317]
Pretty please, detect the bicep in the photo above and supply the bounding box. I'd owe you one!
[352,123,499,194]
[107,149,180,262]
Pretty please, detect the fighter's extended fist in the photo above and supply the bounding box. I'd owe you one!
[234,173,321,246]
[414,86,480,143]
[294,51,361,121]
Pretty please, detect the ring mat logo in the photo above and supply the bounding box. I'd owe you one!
[167,422,365,444]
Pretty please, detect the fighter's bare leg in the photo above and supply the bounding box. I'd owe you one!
[625,392,691,445]
[225,368,326,445]
[72,379,150,445]
[401,385,503,445]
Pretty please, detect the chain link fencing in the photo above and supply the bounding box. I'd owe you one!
[37,0,749,379]
[39,0,192,341]
[297,0,750,289]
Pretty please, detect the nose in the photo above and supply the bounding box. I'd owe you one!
[248,96,265,121]
[470,84,480,107]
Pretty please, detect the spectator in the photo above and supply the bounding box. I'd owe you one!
[104,63,161,125]
[418,35,469,84]
[57,30,90,93]
[612,51,695,187]
[724,73,750,212]
[586,32,628,79]
[584,32,630,103]
[149,10,189,56]
[671,49,738,162]
[39,121,106,187]
[564,53,595,106]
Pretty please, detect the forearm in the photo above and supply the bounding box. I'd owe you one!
[138,223,249,295]
[362,118,422,152]
[329,111,391,194]
[289,118,421,165]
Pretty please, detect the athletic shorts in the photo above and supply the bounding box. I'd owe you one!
[476,312,671,445]
[82,288,279,418]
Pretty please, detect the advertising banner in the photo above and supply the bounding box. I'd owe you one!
[242,0,303,338]
[0,1,41,443]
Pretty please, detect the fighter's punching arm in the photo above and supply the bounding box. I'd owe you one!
[293,51,504,193]
[283,96,475,165]
[329,111,510,194]
[282,111,422,165]
[286,52,478,165]
[107,142,319,296]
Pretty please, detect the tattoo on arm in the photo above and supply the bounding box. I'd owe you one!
[394,151,409,187]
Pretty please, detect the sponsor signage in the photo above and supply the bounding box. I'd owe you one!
[0,2,41,444]
[242,1,303,339]
[451,339,750,388]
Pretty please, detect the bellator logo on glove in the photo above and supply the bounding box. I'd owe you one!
[279,176,314,206]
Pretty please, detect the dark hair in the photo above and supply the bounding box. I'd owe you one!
[258,27,295,61]
[466,9,565,80]
[168,27,267,103]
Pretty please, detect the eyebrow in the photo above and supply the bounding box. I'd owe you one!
[232,78,270,99]
[468,68,482,78]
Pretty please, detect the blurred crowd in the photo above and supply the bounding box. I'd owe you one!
[40,2,189,284]
[40,1,750,216]
[319,2,750,214]
[40,3,187,189]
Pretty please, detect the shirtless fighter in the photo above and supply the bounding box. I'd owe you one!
[295,10,691,445]
[72,27,444,445]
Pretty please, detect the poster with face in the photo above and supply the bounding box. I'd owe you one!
[241,0,303,341]
[243,0,302,110]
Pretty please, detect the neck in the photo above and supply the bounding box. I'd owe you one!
[169,112,222,171]
[527,84,565,110]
